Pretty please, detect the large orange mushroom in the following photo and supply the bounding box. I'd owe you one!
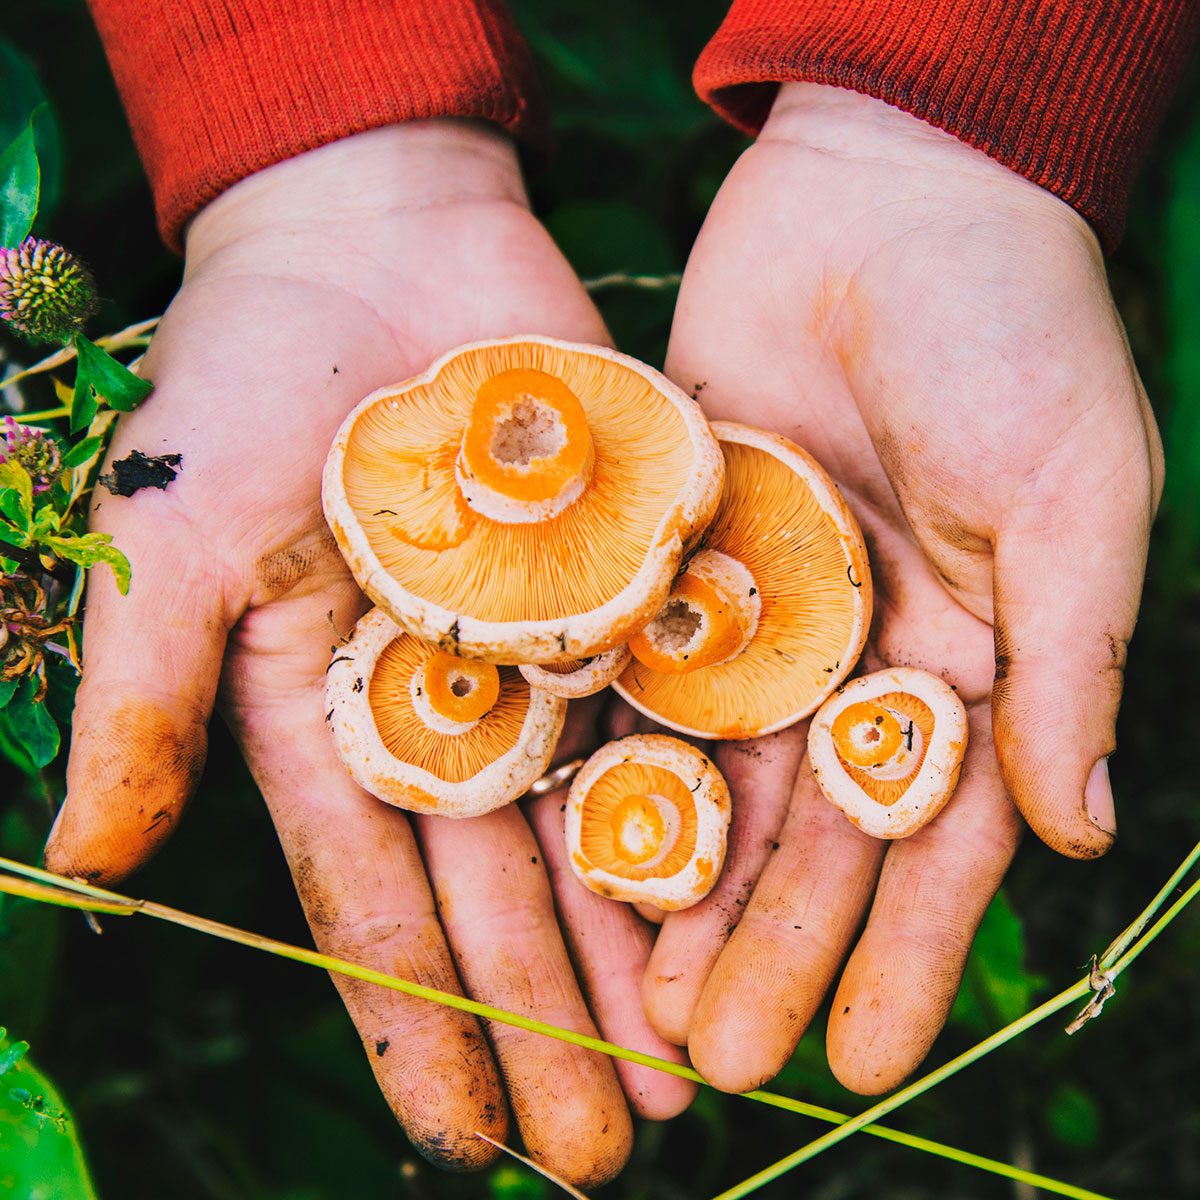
[565,734,731,911]
[613,422,872,739]
[807,666,968,838]
[322,337,723,665]
[326,608,566,817]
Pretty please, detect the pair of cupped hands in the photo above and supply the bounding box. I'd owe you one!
[44,84,1160,1187]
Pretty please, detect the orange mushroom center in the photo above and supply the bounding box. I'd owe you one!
[610,794,671,865]
[830,694,933,803]
[410,651,501,735]
[629,550,760,674]
[456,367,594,523]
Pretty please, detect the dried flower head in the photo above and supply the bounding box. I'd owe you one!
[0,237,97,344]
[2,416,61,493]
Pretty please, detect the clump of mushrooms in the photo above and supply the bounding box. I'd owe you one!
[322,336,723,665]
[326,608,566,817]
[565,735,731,910]
[613,422,872,739]
[807,666,968,838]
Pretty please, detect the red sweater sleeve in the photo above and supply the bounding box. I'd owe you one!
[695,1,1200,250]
[86,0,546,251]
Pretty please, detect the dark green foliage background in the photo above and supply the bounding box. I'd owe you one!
[2,3,1198,1197]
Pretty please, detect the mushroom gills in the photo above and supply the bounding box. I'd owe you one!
[456,367,595,524]
[629,550,760,674]
[579,763,698,880]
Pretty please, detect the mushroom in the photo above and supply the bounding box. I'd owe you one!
[322,336,724,664]
[326,608,566,817]
[807,666,968,838]
[612,421,872,738]
[518,645,632,699]
[564,734,731,911]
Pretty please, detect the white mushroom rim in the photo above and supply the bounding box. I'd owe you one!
[326,608,566,818]
[565,734,732,911]
[807,666,968,840]
[518,644,632,699]
[321,335,724,664]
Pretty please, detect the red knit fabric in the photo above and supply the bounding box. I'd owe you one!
[86,0,546,251]
[696,1,1200,250]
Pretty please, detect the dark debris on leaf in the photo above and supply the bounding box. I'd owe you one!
[99,450,182,497]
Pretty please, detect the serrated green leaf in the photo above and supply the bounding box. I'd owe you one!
[72,335,153,427]
[42,531,131,594]
[60,436,102,469]
[0,459,33,527]
[0,105,41,247]
[5,677,60,767]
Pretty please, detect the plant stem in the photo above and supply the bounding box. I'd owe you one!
[11,405,70,423]
[0,316,159,392]
[710,840,1200,1200]
[0,856,1110,1200]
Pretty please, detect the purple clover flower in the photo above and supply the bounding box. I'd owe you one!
[2,415,62,494]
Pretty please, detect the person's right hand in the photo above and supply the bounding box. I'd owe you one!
[43,120,694,1186]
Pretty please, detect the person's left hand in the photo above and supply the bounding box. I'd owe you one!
[639,83,1162,1095]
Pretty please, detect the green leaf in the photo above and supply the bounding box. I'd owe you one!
[950,888,1047,1034]
[0,678,17,708]
[43,531,131,594]
[1043,1082,1102,1150]
[0,1039,29,1075]
[60,437,103,470]
[72,335,153,432]
[5,677,61,768]
[0,41,62,220]
[0,460,34,528]
[0,104,41,247]
[0,1032,98,1200]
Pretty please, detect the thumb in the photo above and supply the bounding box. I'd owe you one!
[44,512,227,883]
[990,428,1156,859]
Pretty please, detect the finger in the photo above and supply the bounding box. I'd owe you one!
[525,788,696,1121]
[45,512,226,883]
[642,728,803,1046]
[827,705,1021,1093]
[991,402,1155,858]
[417,806,633,1189]
[687,768,883,1093]
[237,694,506,1171]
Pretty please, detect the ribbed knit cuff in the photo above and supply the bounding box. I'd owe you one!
[87,0,547,251]
[695,1,1200,250]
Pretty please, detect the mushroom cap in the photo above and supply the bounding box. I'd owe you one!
[807,666,968,839]
[322,336,724,664]
[327,607,567,817]
[613,421,872,739]
[518,645,632,699]
[565,734,731,911]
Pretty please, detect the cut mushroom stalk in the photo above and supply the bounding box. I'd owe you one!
[615,421,872,739]
[327,608,566,817]
[565,734,731,911]
[808,666,968,838]
[457,368,595,523]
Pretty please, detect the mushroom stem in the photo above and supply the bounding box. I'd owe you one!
[456,367,595,524]
[409,652,500,735]
[629,550,761,674]
[610,793,682,869]
[831,700,926,783]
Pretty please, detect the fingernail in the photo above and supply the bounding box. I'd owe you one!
[1085,757,1116,836]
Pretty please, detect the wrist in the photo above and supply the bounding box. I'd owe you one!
[185,119,528,268]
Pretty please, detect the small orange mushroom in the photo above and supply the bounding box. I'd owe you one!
[565,734,731,911]
[614,422,872,739]
[518,645,632,699]
[322,337,723,664]
[807,666,968,838]
[326,608,566,817]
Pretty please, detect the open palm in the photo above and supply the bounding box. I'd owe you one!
[44,122,692,1185]
[645,84,1162,1095]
